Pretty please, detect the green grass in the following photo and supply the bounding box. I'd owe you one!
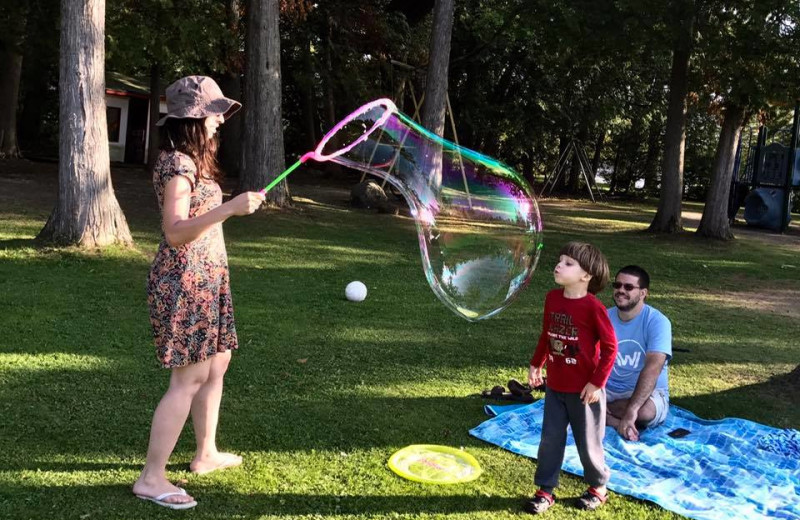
[0,169,798,519]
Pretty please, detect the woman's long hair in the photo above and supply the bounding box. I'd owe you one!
[159,118,222,182]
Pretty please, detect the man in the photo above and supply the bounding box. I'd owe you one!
[605,265,672,441]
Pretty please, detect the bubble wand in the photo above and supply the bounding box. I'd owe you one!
[259,99,396,194]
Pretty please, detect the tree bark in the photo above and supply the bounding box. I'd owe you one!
[18,0,59,152]
[299,32,317,152]
[609,144,622,195]
[321,17,337,136]
[0,43,23,158]
[788,363,800,387]
[219,74,243,178]
[643,117,662,195]
[240,0,287,205]
[219,0,243,179]
[591,130,604,181]
[696,103,745,240]
[420,0,455,137]
[147,62,161,169]
[650,5,695,233]
[38,0,132,247]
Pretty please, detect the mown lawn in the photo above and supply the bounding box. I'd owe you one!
[1,161,798,519]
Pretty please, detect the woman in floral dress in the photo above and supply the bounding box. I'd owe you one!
[132,76,265,510]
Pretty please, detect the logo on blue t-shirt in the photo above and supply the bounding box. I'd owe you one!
[614,339,645,370]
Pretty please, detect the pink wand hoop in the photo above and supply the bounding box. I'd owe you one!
[260,99,397,194]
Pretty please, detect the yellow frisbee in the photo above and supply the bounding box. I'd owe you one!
[387,444,483,484]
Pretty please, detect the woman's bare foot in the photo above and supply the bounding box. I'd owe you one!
[133,475,196,507]
[190,451,242,475]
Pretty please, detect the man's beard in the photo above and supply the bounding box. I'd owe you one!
[614,293,640,312]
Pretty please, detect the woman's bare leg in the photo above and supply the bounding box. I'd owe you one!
[189,351,242,474]
[133,359,212,504]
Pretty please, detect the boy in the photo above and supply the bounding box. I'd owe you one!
[525,242,618,514]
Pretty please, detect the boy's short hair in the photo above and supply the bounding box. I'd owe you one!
[616,265,650,290]
[559,241,609,294]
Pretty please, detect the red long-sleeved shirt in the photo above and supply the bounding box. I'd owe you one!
[530,289,618,393]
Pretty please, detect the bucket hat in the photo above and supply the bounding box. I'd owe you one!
[156,75,241,126]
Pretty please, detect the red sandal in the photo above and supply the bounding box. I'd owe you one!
[524,489,555,515]
[578,487,608,510]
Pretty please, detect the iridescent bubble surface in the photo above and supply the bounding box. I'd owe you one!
[316,99,543,321]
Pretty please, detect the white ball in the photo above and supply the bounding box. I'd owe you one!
[345,281,367,302]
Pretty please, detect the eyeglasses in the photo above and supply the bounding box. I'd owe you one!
[612,282,640,291]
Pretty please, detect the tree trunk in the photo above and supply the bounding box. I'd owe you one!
[19,0,58,152]
[321,17,337,134]
[788,363,800,387]
[299,33,317,152]
[317,15,341,178]
[696,103,745,240]
[649,5,695,233]
[609,144,622,195]
[38,0,132,247]
[219,74,243,178]
[591,130,604,180]
[420,0,455,137]
[0,43,23,158]
[521,151,535,187]
[219,0,243,179]
[146,62,161,169]
[240,0,287,205]
[643,117,662,195]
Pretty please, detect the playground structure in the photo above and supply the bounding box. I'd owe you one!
[539,138,604,202]
[728,104,799,232]
[358,60,467,198]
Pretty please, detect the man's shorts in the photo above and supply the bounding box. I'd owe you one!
[605,387,669,427]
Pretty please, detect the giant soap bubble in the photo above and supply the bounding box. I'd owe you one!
[263,99,543,321]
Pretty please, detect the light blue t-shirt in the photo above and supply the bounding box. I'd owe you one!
[606,304,672,394]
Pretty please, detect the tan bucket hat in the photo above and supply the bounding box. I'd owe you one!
[156,75,241,126]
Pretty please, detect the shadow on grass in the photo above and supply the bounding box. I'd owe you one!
[0,369,500,467]
[0,483,524,519]
[672,370,800,428]
[0,237,40,249]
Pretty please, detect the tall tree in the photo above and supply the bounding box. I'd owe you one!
[38,0,132,247]
[218,0,245,177]
[17,0,60,155]
[696,103,745,238]
[649,0,698,232]
[239,0,287,205]
[696,0,800,239]
[0,2,28,157]
[421,0,455,137]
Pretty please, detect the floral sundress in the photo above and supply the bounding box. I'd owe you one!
[147,150,238,368]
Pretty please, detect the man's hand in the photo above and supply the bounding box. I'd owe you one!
[617,411,640,441]
[580,382,602,405]
[528,365,544,388]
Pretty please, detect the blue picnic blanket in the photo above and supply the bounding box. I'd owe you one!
[469,401,800,520]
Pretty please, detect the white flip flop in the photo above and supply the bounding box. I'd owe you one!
[136,487,198,510]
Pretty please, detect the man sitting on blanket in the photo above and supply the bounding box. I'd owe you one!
[606,265,672,441]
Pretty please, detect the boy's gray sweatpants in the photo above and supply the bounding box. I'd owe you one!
[534,387,610,491]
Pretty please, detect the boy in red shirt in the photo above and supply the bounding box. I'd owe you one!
[525,242,618,514]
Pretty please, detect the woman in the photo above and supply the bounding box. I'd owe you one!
[133,76,264,510]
